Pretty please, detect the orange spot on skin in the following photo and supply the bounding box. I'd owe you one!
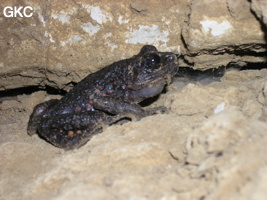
[77,130,82,134]
[88,106,93,110]
[77,107,81,111]
[102,93,107,97]
[60,129,63,133]
[113,82,117,85]
[89,100,93,104]
[68,131,74,136]
[109,90,113,93]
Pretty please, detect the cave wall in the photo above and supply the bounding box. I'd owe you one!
[0,0,266,91]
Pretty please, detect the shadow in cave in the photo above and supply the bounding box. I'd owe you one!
[0,85,67,103]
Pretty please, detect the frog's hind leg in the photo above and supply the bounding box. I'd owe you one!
[39,121,104,150]
[36,111,109,150]
[27,99,59,136]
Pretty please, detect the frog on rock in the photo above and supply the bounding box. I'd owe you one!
[27,45,178,150]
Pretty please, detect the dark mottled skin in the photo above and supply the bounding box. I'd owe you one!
[27,45,178,150]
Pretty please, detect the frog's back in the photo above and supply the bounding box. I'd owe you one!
[50,60,130,115]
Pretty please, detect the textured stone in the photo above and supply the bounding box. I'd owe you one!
[251,0,267,26]
[1,0,266,90]
[0,0,186,90]
[1,70,267,200]
[181,0,266,69]
[1,1,267,198]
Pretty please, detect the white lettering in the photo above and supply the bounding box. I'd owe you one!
[3,6,34,18]
[23,6,33,17]
[14,6,23,17]
[3,6,13,17]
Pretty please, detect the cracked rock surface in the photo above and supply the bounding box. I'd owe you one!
[0,0,266,90]
[1,69,267,200]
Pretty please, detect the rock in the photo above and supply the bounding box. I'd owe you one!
[168,80,263,119]
[1,70,267,199]
[1,0,266,90]
[1,0,267,199]
[181,0,266,70]
[0,0,185,90]
[251,0,267,26]
[185,109,267,200]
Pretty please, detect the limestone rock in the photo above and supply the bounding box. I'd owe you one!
[251,0,267,26]
[1,0,266,90]
[0,0,186,90]
[181,0,266,70]
[1,70,267,199]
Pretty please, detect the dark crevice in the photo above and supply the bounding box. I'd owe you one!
[0,61,266,101]
[139,94,161,107]
[184,44,267,57]
[177,58,266,80]
[240,62,267,70]
[176,66,226,80]
[219,44,267,57]
[227,62,267,70]
[45,85,67,95]
[180,34,188,53]
[0,85,67,100]
[65,81,77,88]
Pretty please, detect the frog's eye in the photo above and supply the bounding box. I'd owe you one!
[145,53,161,69]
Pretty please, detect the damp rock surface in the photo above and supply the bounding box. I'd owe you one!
[1,69,267,200]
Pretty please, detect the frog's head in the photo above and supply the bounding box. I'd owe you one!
[125,45,178,102]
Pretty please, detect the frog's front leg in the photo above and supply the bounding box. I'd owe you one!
[92,97,167,120]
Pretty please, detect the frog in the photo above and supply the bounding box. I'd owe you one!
[27,45,178,150]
